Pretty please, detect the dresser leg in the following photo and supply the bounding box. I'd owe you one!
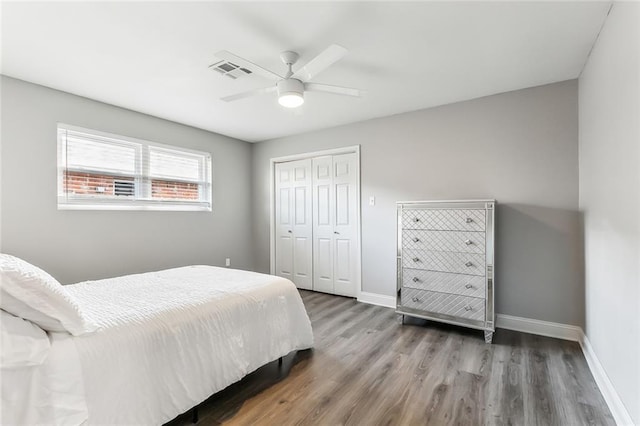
[484,330,494,344]
[401,314,405,325]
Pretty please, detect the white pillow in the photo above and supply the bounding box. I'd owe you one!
[1,310,50,368]
[0,254,99,336]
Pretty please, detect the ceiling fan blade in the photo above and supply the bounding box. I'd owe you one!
[215,50,283,81]
[305,83,364,98]
[221,86,277,102]
[292,44,348,81]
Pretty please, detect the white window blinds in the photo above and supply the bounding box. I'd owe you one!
[57,124,212,211]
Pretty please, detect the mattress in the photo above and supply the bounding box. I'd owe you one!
[4,266,314,425]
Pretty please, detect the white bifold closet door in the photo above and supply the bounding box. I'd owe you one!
[274,159,313,290]
[312,153,358,297]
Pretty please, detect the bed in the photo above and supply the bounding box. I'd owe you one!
[0,255,314,425]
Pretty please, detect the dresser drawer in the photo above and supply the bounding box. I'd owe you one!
[402,209,485,232]
[402,249,485,276]
[402,269,486,298]
[403,229,485,254]
[400,288,485,321]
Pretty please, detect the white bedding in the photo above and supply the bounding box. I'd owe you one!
[3,266,313,425]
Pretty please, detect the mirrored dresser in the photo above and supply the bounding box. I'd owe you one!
[396,200,496,343]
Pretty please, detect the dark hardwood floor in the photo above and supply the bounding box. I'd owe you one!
[168,290,613,425]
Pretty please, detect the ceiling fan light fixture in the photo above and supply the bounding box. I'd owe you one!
[278,93,304,108]
[277,79,304,108]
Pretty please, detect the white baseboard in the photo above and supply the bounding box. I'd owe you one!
[496,314,635,425]
[495,313,583,341]
[357,291,395,308]
[579,334,636,426]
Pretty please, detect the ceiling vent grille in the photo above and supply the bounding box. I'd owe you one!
[209,60,252,80]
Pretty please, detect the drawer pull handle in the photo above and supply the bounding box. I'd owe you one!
[413,257,420,262]
[413,218,420,222]
[465,283,474,289]
[465,217,473,223]
[413,237,420,242]
[464,305,473,311]
[412,297,421,302]
[413,277,421,283]
[465,261,473,267]
[465,239,473,245]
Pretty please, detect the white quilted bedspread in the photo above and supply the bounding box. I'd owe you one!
[15,266,314,425]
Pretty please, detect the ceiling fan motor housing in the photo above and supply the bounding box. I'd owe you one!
[277,78,304,98]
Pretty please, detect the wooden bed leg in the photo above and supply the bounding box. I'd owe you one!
[191,406,199,424]
[278,356,283,367]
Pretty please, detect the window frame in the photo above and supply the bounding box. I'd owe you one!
[57,123,212,212]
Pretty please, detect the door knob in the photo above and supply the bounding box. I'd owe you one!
[287,230,292,233]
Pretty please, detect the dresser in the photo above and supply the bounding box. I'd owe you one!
[396,200,496,343]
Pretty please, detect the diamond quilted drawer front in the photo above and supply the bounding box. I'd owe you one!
[403,229,485,254]
[402,209,485,232]
[402,268,486,298]
[400,288,485,321]
[402,249,485,276]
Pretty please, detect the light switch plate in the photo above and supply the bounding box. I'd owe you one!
[369,196,375,206]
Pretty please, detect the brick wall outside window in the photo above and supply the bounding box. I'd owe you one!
[64,171,198,200]
[151,180,199,200]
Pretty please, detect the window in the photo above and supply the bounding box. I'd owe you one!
[57,124,212,211]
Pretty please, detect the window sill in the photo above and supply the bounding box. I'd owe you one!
[57,203,212,212]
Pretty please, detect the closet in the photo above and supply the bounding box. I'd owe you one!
[273,151,359,297]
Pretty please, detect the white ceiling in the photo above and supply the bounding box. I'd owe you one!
[1,1,610,142]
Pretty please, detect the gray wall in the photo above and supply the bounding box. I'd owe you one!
[253,80,583,327]
[1,76,254,284]
[579,3,640,423]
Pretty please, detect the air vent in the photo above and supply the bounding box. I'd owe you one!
[209,60,253,80]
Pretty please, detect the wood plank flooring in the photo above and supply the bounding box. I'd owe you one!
[167,290,613,425]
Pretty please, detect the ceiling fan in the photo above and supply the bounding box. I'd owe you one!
[212,44,364,108]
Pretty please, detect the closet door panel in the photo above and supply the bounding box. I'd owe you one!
[291,159,312,290]
[294,236,311,281]
[275,235,293,279]
[317,185,331,226]
[314,237,333,293]
[278,188,290,225]
[335,183,350,226]
[312,156,334,293]
[274,165,292,280]
[332,153,358,296]
[335,239,350,278]
[275,159,312,290]
[294,187,308,224]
